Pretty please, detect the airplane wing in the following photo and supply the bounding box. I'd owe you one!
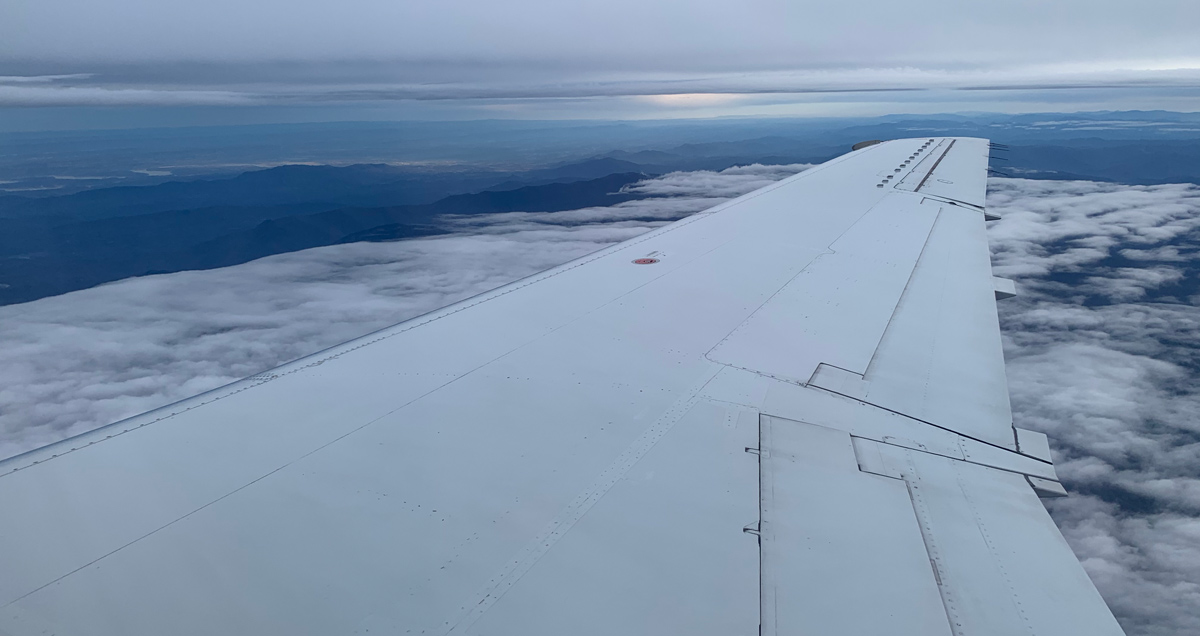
[0,138,1125,636]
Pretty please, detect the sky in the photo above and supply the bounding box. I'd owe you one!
[3,0,1200,126]
[0,168,1198,634]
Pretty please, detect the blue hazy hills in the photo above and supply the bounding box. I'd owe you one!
[2,111,1198,306]
[0,169,652,305]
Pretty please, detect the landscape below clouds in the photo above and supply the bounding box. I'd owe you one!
[8,112,1200,308]
[0,163,1197,634]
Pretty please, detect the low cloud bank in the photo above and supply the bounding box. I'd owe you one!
[0,168,1196,633]
[0,164,806,458]
[987,178,1200,636]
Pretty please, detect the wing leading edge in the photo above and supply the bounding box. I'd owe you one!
[0,138,1124,635]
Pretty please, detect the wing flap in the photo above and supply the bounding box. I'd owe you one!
[858,199,1015,447]
[759,415,1122,636]
[759,416,953,636]
[863,437,1125,636]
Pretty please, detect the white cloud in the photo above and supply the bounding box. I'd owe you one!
[0,74,94,83]
[621,164,809,198]
[0,84,254,107]
[0,232,637,458]
[988,178,1200,635]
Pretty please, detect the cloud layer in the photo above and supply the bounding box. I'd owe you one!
[0,164,806,458]
[1,168,1197,633]
[4,65,1200,108]
[987,178,1200,636]
[4,0,1198,72]
[3,0,1199,112]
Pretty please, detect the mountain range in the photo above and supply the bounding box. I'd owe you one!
[4,112,1200,306]
[0,171,650,306]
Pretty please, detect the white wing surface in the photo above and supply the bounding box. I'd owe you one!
[0,138,1125,636]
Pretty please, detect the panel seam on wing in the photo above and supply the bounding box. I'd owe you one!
[861,205,944,381]
[799,382,1031,463]
[437,366,724,635]
[701,187,887,374]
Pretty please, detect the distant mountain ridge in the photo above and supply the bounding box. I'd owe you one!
[0,157,671,222]
[0,172,651,306]
[5,110,1200,197]
[0,164,505,221]
[5,113,1200,306]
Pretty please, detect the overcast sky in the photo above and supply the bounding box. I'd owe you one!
[3,0,1200,122]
